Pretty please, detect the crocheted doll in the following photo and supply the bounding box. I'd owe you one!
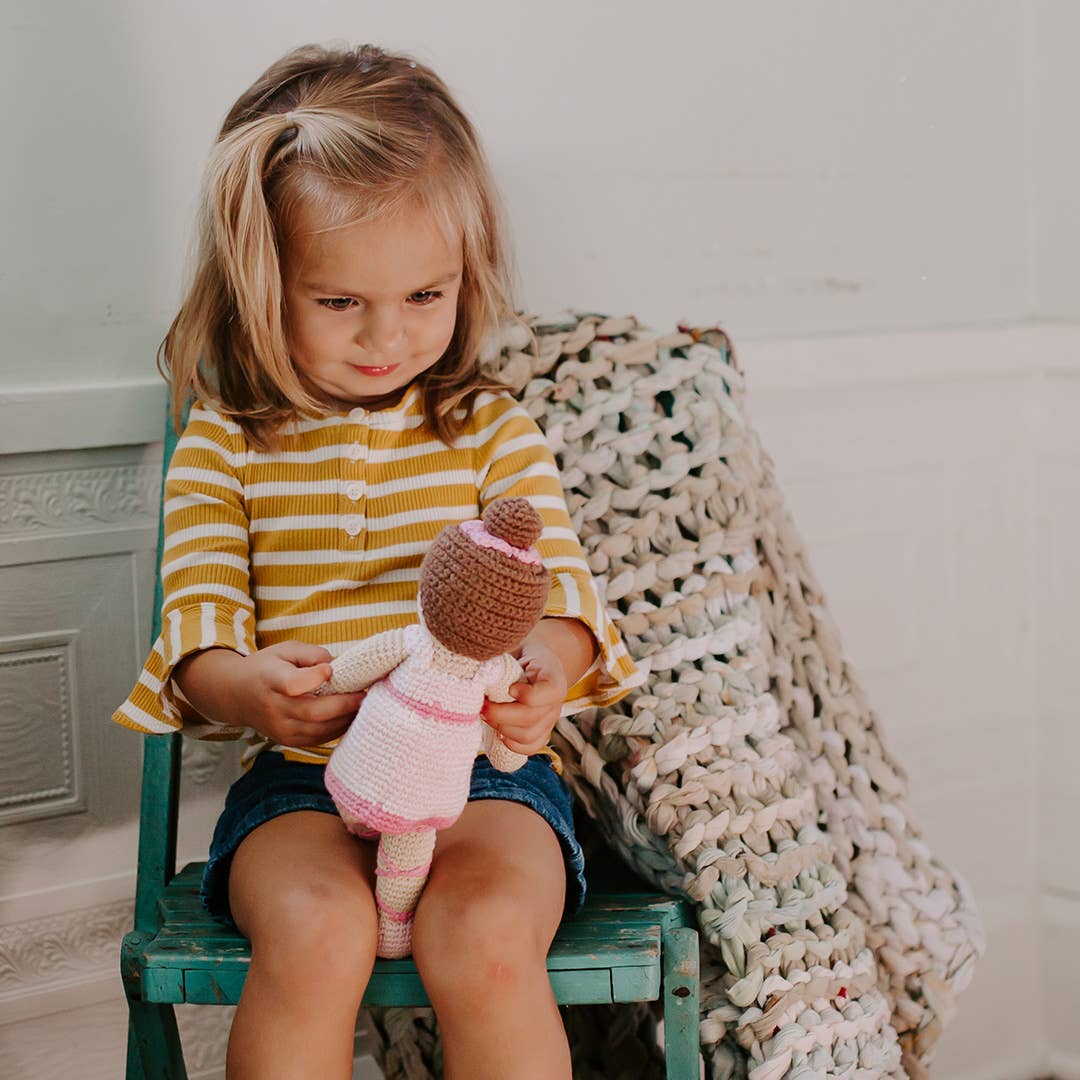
[319,497,551,957]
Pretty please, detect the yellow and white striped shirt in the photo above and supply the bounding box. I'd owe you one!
[113,386,643,768]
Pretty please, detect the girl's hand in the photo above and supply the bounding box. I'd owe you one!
[483,639,567,755]
[173,641,365,748]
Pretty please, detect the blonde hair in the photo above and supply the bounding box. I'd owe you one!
[162,43,519,446]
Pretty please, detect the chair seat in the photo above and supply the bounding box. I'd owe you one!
[124,861,694,1010]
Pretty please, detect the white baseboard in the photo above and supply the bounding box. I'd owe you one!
[1048,1051,1080,1079]
[936,1060,1052,1080]
[0,969,124,1025]
[0,870,135,925]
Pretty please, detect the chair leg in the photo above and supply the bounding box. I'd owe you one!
[126,999,188,1080]
[661,927,701,1080]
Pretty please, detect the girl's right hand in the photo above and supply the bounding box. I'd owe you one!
[173,641,365,747]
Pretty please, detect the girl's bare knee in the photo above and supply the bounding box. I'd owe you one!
[413,891,548,1005]
[246,877,378,988]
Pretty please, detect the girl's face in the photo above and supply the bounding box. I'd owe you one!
[282,199,463,409]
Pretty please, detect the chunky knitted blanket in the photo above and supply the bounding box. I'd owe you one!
[368,314,984,1079]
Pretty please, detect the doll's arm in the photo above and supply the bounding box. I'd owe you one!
[481,654,528,773]
[481,724,528,773]
[484,653,526,703]
[320,627,409,694]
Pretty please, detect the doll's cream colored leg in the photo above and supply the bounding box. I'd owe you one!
[481,722,529,773]
[375,829,437,958]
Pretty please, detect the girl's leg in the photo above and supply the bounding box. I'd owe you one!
[411,800,571,1080]
[226,810,378,1080]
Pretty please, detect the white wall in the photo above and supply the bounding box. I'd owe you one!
[1029,0,1080,319]
[2,2,1078,1077]
[0,0,1049,401]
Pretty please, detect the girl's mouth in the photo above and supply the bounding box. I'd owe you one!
[350,363,400,376]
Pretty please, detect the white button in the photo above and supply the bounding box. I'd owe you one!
[349,407,366,421]
[344,515,364,537]
[345,482,364,501]
[347,443,364,461]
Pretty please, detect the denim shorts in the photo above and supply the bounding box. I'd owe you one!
[200,750,587,925]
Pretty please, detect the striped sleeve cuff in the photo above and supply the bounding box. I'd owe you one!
[112,602,255,738]
[544,570,645,715]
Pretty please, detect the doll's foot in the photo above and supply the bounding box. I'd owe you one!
[376,909,414,958]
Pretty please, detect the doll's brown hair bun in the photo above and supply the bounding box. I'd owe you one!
[482,498,543,551]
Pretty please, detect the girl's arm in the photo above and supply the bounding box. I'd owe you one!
[521,616,599,688]
[173,642,365,748]
[114,404,361,744]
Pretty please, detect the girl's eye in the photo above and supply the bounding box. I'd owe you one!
[409,290,442,306]
[319,298,356,312]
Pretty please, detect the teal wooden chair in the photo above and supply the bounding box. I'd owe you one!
[121,408,702,1079]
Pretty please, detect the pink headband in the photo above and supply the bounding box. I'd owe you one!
[459,519,542,565]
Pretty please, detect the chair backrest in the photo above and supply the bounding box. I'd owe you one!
[132,405,186,933]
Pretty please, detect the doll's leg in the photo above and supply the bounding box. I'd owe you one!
[481,721,529,773]
[375,828,437,958]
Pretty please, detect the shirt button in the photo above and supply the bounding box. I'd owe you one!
[349,407,366,421]
[345,482,364,501]
[343,515,364,537]
[347,443,364,462]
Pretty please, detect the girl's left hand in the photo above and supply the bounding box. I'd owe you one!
[483,639,567,755]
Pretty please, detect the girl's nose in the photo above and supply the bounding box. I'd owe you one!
[357,307,405,359]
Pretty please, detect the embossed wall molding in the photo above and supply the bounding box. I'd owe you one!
[0,463,158,537]
[0,899,132,1016]
[0,631,83,825]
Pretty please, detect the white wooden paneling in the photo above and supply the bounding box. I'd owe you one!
[0,443,242,1038]
[931,902,1044,1080]
[741,326,1078,1080]
[1042,893,1080,1077]
[1034,368,1080,1076]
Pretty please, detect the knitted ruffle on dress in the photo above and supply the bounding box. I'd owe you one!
[366,313,984,1080]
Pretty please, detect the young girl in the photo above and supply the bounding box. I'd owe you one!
[113,43,641,1080]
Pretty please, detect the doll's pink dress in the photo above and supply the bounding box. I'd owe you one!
[323,622,522,836]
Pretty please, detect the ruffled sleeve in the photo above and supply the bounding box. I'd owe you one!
[473,394,645,714]
[112,404,255,740]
